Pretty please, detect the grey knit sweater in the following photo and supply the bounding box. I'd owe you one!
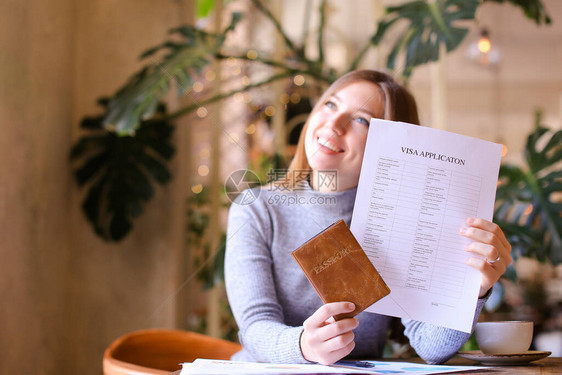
[225,183,487,364]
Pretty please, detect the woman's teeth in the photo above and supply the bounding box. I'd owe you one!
[318,137,342,152]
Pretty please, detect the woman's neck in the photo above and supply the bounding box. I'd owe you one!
[310,170,357,192]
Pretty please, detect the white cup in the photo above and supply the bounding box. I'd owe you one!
[475,321,533,354]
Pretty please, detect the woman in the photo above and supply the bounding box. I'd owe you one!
[225,70,512,365]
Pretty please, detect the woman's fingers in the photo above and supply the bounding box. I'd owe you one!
[465,241,500,262]
[321,318,358,343]
[322,340,356,365]
[461,218,513,297]
[322,330,356,352]
[303,330,356,365]
[463,218,510,249]
[304,302,355,328]
[303,307,358,343]
[301,302,358,364]
[460,218,512,264]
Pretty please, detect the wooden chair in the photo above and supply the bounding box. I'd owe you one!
[103,329,242,375]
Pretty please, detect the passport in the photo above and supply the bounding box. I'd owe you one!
[291,219,390,320]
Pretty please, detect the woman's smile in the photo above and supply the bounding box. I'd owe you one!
[304,80,385,191]
[317,136,344,153]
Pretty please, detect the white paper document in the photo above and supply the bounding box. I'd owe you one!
[180,359,367,374]
[351,119,502,333]
[181,358,488,374]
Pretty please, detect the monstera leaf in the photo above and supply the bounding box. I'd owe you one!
[104,12,242,135]
[494,117,562,265]
[371,0,479,78]
[71,99,175,241]
[486,0,551,25]
[370,0,551,79]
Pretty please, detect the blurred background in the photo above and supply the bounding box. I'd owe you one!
[1,0,561,374]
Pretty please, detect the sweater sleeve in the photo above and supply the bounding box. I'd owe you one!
[224,192,308,363]
[401,292,490,364]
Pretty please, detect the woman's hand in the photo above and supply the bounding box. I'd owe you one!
[461,217,513,298]
[300,302,358,365]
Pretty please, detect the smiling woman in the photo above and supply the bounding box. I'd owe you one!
[224,69,512,366]
[287,70,419,192]
[303,82,382,192]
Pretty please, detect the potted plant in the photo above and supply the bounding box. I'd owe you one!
[494,110,562,267]
[72,0,551,242]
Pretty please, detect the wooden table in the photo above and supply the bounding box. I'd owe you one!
[172,356,562,374]
[443,356,561,374]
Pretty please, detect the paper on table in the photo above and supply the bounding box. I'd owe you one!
[180,359,489,375]
[180,359,370,374]
[350,119,502,333]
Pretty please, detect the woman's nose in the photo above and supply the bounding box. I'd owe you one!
[325,114,348,135]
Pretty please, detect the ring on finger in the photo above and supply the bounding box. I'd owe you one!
[486,255,501,265]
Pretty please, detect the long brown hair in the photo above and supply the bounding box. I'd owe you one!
[284,70,419,187]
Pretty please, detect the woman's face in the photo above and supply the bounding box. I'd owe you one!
[304,81,384,190]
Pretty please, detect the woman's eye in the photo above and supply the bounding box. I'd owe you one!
[355,117,370,126]
[324,101,337,110]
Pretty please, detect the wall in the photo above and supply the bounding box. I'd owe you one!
[0,0,192,374]
[0,1,75,373]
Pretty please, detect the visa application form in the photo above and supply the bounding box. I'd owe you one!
[350,119,502,332]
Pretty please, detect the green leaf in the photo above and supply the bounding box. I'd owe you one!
[138,153,172,184]
[82,176,107,235]
[196,0,215,19]
[484,0,551,25]
[495,119,562,265]
[70,134,107,159]
[110,212,132,241]
[71,100,175,242]
[75,152,108,186]
[103,13,242,135]
[80,115,105,130]
[371,0,479,79]
[125,164,155,201]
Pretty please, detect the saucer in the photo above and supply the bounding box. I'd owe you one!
[457,350,551,365]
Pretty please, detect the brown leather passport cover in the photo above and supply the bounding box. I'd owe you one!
[291,219,390,320]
